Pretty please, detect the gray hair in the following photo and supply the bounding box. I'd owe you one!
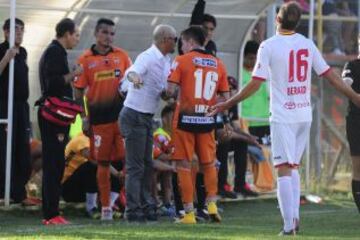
[153,24,176,44]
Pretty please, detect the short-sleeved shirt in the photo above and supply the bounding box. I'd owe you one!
[62,133,90,183]
[74,45,132,125]
[342,59,360,116]
[0,41,29,102]
[39,40,73,99]
[252,32,330,123]
[168,49,229,132]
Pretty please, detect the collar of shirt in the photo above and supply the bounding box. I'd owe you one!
[51,39,67,56]
[90,44,114,56]
[150,44,170,62]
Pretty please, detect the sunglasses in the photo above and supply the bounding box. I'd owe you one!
[166,36,178,42]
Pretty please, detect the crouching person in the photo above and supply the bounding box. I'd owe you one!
[61,133,124,219]
[152,105,176,217]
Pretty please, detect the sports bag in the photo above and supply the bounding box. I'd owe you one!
[40,97,83,126]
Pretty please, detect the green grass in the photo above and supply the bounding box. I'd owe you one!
[0,196,359,240]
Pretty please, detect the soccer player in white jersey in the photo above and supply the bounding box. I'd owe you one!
[209,1,360,236]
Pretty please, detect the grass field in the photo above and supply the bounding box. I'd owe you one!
[0,195,359,240]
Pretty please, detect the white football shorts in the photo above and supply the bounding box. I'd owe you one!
[270,122,311,167]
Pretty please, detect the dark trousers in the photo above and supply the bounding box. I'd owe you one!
[217,139,248,191]
[119,107,155,217]
[38,110,69,220]
[0,101,31,202]
[62,161,121,202]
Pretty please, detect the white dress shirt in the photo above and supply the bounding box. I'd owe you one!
[122,44,171,114]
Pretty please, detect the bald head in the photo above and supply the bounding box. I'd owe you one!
[153,24,177,44]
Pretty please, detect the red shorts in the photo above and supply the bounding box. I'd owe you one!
[90,121,125,161]
[172,127,216,165]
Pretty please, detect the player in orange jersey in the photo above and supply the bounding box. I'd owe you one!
[73,18,131,220]
[164,26,229,224]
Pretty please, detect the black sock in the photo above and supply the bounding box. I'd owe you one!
[351,180,360,213]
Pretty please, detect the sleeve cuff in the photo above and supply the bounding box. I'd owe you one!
[252,76,266,82]
[168,80,180,85]
[319,67,331,77]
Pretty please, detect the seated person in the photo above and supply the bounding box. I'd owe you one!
[216,76,260,198]
[152,106,176,217]
[61,133,124,219]
[22,137,43,206]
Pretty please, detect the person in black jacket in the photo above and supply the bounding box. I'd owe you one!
[178,0,217,56]
[0,18,32,204]
[38,18,82,225]
[342,40,360,212]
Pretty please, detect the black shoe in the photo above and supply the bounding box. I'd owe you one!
[234,187,259,197]
[126,214,146,223]
[278,229,296,236]
[145,212,158,222]
[86,207,101,219]
[195,208,209,222]
[294,219,300,233]
[219,190,238,199]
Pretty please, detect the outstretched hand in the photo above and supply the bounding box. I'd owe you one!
[207,101,230,117]
[352,94,360,108]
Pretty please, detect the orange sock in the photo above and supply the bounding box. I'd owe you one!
[97,164,110,207]
[202,164,218,201]
[191,164,198,190]
[177,167,194,205]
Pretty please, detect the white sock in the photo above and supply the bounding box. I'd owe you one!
[110,192,119,207]
[277,176,294,232]
[86,193,98,212]
[292,169,300,221]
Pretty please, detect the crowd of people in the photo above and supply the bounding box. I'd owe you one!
[0,0,360,236]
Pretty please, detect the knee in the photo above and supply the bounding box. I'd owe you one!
[200,161,215,169]
[277,165,293,177]
[176,160,191,170]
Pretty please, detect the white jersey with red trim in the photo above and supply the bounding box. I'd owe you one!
[252,32,330,123]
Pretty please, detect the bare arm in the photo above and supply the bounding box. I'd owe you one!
[324,69,360,107]
[0,47,18,75]
[74,88,86,118]
[208,79,262,116]
[227,79,262,108]
[74,88,91,136]
[162,82,179,100]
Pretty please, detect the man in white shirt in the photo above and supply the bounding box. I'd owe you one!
[119,24,177,223]
[209,1,360,236]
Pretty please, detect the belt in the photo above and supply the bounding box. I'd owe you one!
[125,106,154,117]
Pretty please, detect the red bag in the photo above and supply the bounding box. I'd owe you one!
[40,97,83,126]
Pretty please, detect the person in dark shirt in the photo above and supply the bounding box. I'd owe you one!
[0,46,17,75]
[178,0,217,56]
[0,18,32,204]
[342,41,360,212]
[38,18,82,225]
[216,76,260,198]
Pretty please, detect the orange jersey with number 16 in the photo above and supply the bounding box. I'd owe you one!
[168,49,229,131]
